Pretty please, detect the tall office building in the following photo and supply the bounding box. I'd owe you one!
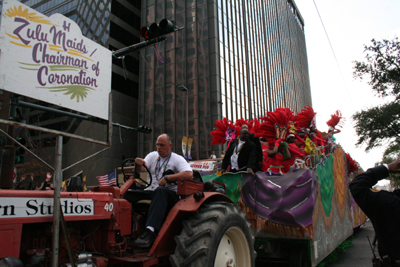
[138,0,311,159]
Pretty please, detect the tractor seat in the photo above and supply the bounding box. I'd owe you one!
[133,199,152,211]
[136,199,151,205]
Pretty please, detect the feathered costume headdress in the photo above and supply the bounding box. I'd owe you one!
[256,107,295,144]
[294,105,316,132]
[234,118,261,134]
[210,118,240,145]
[235,118,252,132]
[326,110,345,130]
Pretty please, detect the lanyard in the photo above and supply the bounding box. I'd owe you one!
[155,154,171,180]
[235,141,245,154]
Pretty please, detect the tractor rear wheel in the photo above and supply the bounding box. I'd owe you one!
[170,202,255,267]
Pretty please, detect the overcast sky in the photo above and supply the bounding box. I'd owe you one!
[294,0,400,170]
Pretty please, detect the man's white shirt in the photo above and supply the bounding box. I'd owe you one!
[230,140,245,171]
[143,151,192,192]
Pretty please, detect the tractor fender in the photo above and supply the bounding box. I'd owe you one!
[149,192,233,256]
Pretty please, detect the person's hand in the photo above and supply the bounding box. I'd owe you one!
[247,168,254,175]
[30,175,33,181]
[135,158,146,167]
[388,160,400,173]
[221,169,226,173]
[159,177,168,186]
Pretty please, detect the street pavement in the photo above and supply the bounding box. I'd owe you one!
[327,219,376,267]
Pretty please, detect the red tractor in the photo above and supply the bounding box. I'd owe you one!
[0,161,255,267]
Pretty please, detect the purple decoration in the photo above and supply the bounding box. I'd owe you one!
[241,169,318,227]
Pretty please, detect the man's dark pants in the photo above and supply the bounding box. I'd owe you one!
[124,186,179,231]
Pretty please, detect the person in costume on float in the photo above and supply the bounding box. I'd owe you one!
[285,133,307,167]
[295,129,308,150]
[350,160,400,266]
[304,134,318,156]
[221,127,257,174]
[264,137,292,174]
[310,132,326,147]
[284,122,307,166]
[255,118,293,174]
[325,110,344,144]
[124,133,193,248]
[308,125,326,155]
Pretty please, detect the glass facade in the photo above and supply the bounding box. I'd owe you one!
[139,0,311,160]
[218,0,311,120]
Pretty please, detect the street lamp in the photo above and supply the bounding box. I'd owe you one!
[178,85,188,138]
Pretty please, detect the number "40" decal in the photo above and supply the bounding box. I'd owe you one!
[104,203,114,211]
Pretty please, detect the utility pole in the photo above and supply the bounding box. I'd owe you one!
[0,94,17,189]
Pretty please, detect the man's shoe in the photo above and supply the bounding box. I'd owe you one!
[132,229,156,248]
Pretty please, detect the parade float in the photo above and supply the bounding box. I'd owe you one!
[200,106,367,266]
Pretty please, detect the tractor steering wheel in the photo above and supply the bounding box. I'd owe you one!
[121,158,153,189]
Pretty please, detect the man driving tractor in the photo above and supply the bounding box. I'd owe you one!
[124,133,193,248]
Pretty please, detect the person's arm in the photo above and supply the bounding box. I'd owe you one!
[296,136,305,144]
[267,149,277,157]
[159,155,193,186]
[349,161,400,214]
[313,136,326,145]
[135,157,147,172]
[41,181,49,190]
[295,136,305,148]
[270,138,282,156]
[37,182,44,190]
[159,171,193,186]
[328,129,341,135]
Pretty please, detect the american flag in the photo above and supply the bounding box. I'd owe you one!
[96,170,116,186]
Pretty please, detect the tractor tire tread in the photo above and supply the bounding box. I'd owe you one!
[170,202,255,267]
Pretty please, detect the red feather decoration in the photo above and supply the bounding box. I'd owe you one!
[234,118,261,134]
[251,118,261,134]
[257,107,295,143]
[294,105,316,130]
[326,110,345,129]
[235,118,252,132]
[345,153,358,174]
[210,118,239,145]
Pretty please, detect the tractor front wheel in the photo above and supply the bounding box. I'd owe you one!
[170,202,255,267]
